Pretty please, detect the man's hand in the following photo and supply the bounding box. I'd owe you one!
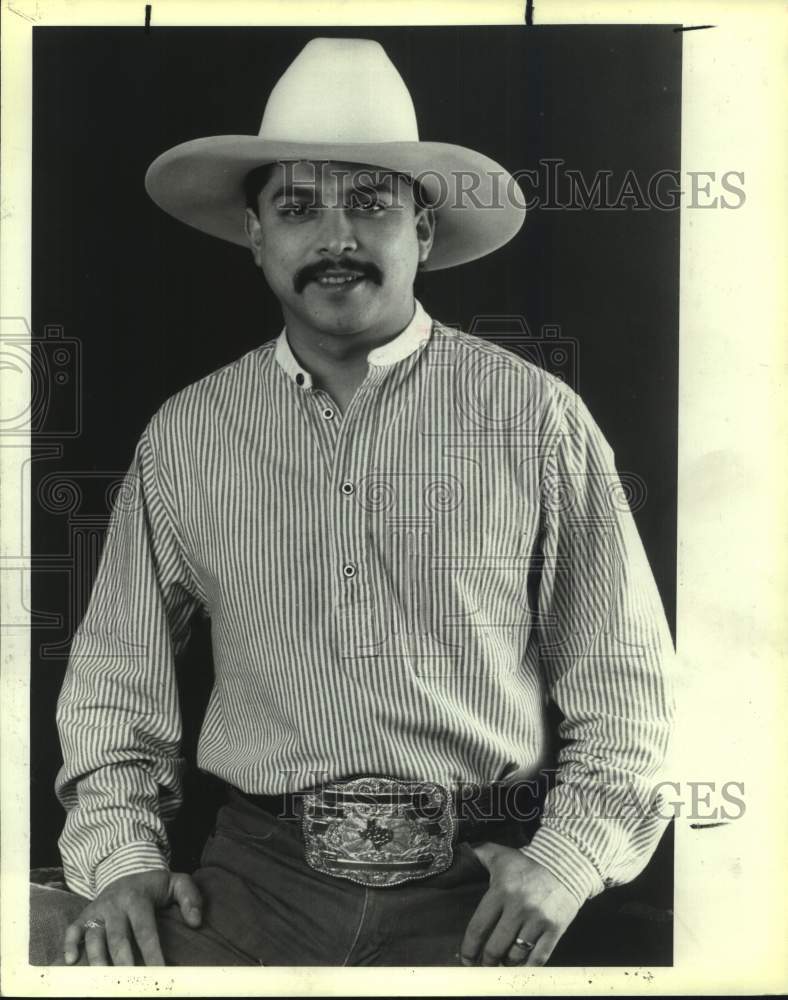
[64,870,203,966]
[460,843,581,967]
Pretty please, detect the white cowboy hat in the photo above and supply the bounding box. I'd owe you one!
[144,37,526,271]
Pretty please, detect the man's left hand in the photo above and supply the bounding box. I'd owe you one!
[459,843,581,966]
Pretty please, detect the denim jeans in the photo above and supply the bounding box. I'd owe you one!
[29,793,673,966]
[31,790,491,966]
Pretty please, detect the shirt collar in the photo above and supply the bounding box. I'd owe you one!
[274,299,433,389]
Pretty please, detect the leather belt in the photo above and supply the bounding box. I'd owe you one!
[231,776,518,888]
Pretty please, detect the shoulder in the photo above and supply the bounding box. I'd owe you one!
[145,341,275,446]
[428,319,580,431]
[430,320,571,391]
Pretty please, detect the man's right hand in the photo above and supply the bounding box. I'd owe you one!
[64,870,203,966]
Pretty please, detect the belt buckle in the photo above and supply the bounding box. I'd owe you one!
[302,776,455,887]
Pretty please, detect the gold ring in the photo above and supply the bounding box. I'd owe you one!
[514,936,534,950]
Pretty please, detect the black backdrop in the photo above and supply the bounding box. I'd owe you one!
[30,25,680,952]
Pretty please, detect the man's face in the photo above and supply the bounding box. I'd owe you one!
[244,160,435,341]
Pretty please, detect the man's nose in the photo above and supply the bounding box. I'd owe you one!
[317,208,358,256]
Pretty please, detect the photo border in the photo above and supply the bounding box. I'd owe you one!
[2,0,786,995]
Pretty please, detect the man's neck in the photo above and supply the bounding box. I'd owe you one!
[282,301,416,412]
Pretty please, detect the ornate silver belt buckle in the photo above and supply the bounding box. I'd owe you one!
[302,776,455,887]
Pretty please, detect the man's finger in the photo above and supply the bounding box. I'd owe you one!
[63,920,86,964]
[171,873,203,927]
[525,928,561,967]
[502,927,540,966]
[459,890,502,966]
[105,914,136,967]
[127,901,166,966]
[479,910,528,967]
[84,923,110,966]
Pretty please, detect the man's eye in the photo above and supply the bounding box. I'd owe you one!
[278,203,311,217]
[351,197,385,212]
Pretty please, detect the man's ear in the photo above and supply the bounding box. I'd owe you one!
[244,207,264,265]
[415,206,436,267]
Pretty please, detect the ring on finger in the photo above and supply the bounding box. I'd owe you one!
[84,918,106,931]
[513,936,535,951]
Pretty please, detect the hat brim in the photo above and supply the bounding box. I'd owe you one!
[144,136,526,271]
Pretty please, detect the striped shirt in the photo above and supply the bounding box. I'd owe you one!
[55,299,675,905]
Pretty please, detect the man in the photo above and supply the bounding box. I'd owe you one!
[33,37,675,967]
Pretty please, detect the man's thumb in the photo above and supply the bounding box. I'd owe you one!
[171,873,203,927]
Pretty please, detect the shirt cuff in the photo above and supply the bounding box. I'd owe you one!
[518,826,606,906]
[94,841,170,897]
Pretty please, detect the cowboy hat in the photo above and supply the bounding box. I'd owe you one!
[144,37,526,271]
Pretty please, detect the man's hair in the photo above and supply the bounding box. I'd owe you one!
[243,163,278,213]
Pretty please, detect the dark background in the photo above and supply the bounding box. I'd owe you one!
[30,25,680,963]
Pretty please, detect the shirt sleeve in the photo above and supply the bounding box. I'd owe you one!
[518,389,676,906]
[54,414,205,898]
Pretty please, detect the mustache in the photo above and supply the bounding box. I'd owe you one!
[293,258,383,294]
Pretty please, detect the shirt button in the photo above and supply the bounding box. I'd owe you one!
[341,481,354,496]
[322,407,334,420]
[295,373,305,386]
[342,562,357,579]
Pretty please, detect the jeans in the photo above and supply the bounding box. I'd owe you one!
[31,790,491,966]
[29,792,674,966]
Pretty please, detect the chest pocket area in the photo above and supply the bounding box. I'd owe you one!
[357,466,538,661]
